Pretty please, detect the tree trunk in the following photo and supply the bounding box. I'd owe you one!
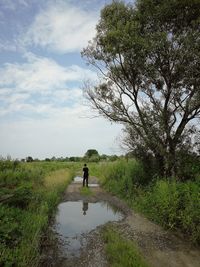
[155,153,165,177]
[164,145,176,178]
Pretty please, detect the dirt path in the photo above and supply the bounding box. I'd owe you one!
[40,177,200,267]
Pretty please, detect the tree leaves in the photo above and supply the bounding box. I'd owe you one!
[82,0,200,177]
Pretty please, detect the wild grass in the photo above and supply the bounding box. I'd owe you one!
[24,161,77,174]
[102,225,149,267]
[80,186,93,196]
[93,159,200,245]
[134,179,200,244]
[44,169,72,188]
[91,159,146,198]
[0,161,73,267]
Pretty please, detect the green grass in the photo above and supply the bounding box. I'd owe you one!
[102,225,149,267]
[0,161,74,267]
[80,186,93,196]
[91,160,200,245]
[134,179,200,244]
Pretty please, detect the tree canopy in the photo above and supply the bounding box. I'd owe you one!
[82,0,200,176]
[84,149,99,158]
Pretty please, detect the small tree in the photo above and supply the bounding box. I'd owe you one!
[26,156,33,162]
[85,149,99,158]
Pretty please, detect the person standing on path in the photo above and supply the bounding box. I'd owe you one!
[82,163,89,187]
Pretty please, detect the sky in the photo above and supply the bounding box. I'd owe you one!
[0,0,131,160]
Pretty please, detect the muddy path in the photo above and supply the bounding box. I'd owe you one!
[40,177,200,267]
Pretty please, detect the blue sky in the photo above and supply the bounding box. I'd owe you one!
[0,0,129,159]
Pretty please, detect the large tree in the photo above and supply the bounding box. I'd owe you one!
[82,0,200,176]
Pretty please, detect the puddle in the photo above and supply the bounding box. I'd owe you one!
[73,176,83,183]
[88,184,99,187]
[54,200,123,257]
[73,176,99,187]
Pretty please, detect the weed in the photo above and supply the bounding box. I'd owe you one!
[0,161,73,267]
[102,225,149,267]
[93,160,200,245]
[80,186,93,196]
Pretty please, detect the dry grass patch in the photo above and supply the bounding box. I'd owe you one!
[44,169,72,189]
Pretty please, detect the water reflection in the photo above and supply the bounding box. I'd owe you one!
[54,200,123,257]
[73,176,83,183]
[73,176,99,188]
[82,201,88,216]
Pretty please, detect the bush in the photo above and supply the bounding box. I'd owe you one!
[0,206,24,248]
[0,160,20,172]
[135,179,200,244]
[0,168,44,188]
[7,184,34,209]
[98,159,147,198]
[176,151,200,180]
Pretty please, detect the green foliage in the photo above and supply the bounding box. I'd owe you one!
[94,159,200,245]
[24,161,71,174]
[85,149,99,158]
[0,167,44,188]
[0,206,24,248]
[0,160,73,267]
[94,159,147,198]
[176,151,200,180]
[80,186,93,196]
[0,160,20,171]
[26,156,33,162]
[7,184,33,209]
[84,149,100,162]
[135,179,200,244]
[82,0,200,177]
[0,206,49,267]
[102,225,149,267]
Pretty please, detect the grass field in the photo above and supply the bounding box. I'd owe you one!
[1,159,199,267]
[91,159,200,245]
[0,161,74,267]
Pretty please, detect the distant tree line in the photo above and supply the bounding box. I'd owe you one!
[21,149,120,163]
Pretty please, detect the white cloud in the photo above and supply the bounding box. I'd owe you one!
[23,1,98,53]
[0,52,97,117]
[0,51,122,158]
[0,40,18,52]
[0,53,96,94]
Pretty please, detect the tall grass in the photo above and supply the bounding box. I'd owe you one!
[94,159,200,245]
[102,225,149,267]
[24,161,77,174]
[0,162,73,267]
[91,159,146,197]
[135,179,200,244]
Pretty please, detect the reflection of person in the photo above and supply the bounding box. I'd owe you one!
[82,201,88,215]
[82,163,89,187]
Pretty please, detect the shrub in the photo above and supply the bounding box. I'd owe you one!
[97,159,147,198]
[135,179,200,244]
[0,160,20,172]
[7,184,34,209]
